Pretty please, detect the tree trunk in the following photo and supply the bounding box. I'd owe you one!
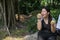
[2,0,10,36]
[4,0,18,29]
[1,0,19,36]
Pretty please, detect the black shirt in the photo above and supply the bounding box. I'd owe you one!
[38,19,56,38]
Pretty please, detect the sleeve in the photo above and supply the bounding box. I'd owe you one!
[52,18,56,22]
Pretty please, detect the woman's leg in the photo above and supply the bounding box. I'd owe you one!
[37,35,44,40]
[47,36,57,40]
[37,31,44,40]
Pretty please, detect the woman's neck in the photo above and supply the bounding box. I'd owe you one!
[44,17,48,24]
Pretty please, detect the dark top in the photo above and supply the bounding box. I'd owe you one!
[38,19,56,38]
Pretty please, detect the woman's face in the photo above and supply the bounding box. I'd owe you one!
[41,8,49,18]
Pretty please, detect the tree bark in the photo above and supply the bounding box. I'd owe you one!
[1,0,19,36]
[2,0,10,36]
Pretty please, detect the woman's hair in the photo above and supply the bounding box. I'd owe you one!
[41,6,52,26]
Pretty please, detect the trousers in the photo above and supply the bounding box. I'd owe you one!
[37,35,57,40]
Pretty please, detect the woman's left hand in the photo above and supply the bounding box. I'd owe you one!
[50,20,56,33]
[51,20,56,26]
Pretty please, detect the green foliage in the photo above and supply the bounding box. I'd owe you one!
[41,0,48,6]
[10,29,28,37]
[0,30,7,40]
[18,0,60,15]
[19,0,41,15]
[51,9,60,22]
[25,16,37,33]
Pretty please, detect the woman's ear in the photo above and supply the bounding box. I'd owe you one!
[48,12,50,15]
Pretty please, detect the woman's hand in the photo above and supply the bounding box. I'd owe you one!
[51,20,56,26]
[37,13,42,30]
[37,13,42,19]
[51,20,56,33]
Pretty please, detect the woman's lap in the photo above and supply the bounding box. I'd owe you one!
[37,35,57,40]
[47,36,57,40]
[37,36,44,40]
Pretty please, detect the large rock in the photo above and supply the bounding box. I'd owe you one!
[24,32,38,40]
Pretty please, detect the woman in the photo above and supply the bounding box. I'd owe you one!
[37,6,57,40]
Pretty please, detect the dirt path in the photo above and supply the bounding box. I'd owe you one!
[3,32,38,40]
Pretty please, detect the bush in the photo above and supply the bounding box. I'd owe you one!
[25,16,37,34]
[0,30,7,40]
[51,9,60,22]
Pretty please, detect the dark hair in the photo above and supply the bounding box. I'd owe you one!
[41,6,52,26]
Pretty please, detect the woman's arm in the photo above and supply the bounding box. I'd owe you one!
[37,13,42,31]
[37,19,42,30]
[51,20,56,33]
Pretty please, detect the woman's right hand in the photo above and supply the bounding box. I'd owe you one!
[37,13,42,19]
[37,13,42,30]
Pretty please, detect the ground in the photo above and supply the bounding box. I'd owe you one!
[3,32,38,40]
[2,32,60,40]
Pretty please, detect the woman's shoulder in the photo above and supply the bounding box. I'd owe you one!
[52,18,56,21]
[52,18,56,23]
